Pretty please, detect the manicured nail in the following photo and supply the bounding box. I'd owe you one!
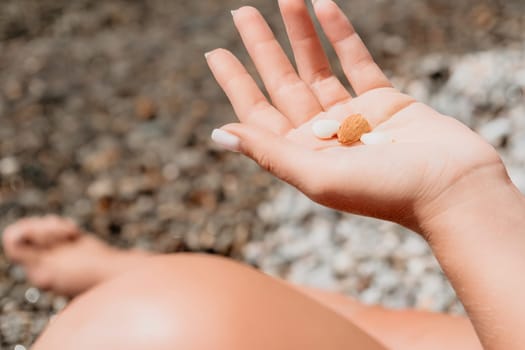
[211,129,241,152]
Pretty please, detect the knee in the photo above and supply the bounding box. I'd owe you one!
[35,254,260,350]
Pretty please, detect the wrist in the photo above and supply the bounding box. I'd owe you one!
[415,162,525,243]
[414,163,525,349]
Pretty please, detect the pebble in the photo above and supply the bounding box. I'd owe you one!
[8,266,27,283]
[360,132,395,145]
[361,287,383,304]
[24,287,40,304]
[30,315,49,336]
[398,236,429,257]
[86,178,115,199]
[509,135,525,163]
[374,270,401,290]
[80,145,121,173]
[0,312,30,344]
[162,163,180,181]
[135,96,157,120]
[507,165,525,194]
[0,157,20,176]
[311,119,340,139]
[477,117,511,146]
[52,297,68,312]
[406,257,428,276]
[331,251,354,277]
[382,35,406,56]
[4,78,23,100]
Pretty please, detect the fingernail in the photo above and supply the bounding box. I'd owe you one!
[211,129,241,152]
[204,51,213,59]
[231,9,239,16]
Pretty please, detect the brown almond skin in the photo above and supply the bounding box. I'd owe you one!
[337,114,371,145]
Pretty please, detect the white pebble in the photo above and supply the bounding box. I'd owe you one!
[312,119,340,139]
[360,131,394,145]
[477,117,511,146]
[0,156,19,176]
[24,287,40,304]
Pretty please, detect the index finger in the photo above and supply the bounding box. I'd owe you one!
[279,0,351,109]
[206,49,293,135]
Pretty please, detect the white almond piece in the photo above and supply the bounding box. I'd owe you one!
[312,119,340,139]
[360,131,394,145]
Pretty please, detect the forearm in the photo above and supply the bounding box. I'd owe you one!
[420,166,525,349]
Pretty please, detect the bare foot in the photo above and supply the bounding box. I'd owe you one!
[2,215,149,297]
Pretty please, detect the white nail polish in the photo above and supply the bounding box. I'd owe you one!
[360,131,394,145]
[211,129,241,152]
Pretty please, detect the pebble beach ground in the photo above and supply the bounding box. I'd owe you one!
[1,0,524,348]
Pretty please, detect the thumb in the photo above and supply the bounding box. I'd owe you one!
[212,123,323,193]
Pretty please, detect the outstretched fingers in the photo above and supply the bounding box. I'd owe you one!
[313,0,392,95]
[232,6,323,125]
[206,48,292,135]
[278,0,351,108]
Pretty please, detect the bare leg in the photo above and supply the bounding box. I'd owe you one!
[3,217,481,349]
[33,254,388,350]
[299,287,481,350]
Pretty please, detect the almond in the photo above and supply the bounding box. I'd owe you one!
[337,114,371,145]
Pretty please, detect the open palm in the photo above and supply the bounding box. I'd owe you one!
[207,0,502,230]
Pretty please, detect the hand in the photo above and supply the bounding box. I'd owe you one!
[206,0,506,232]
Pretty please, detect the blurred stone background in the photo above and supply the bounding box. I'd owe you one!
[0,0,524,348]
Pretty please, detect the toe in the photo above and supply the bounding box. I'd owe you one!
[9,217,53,247]
[3,225,20,259]
[26,266,53,291]
[2,220,36,263]
[2,215,81,262]
[40,215,81,242]
[17,215,80,247]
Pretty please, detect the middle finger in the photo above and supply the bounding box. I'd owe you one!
[278,0,351,109]
[232,6,323,126]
